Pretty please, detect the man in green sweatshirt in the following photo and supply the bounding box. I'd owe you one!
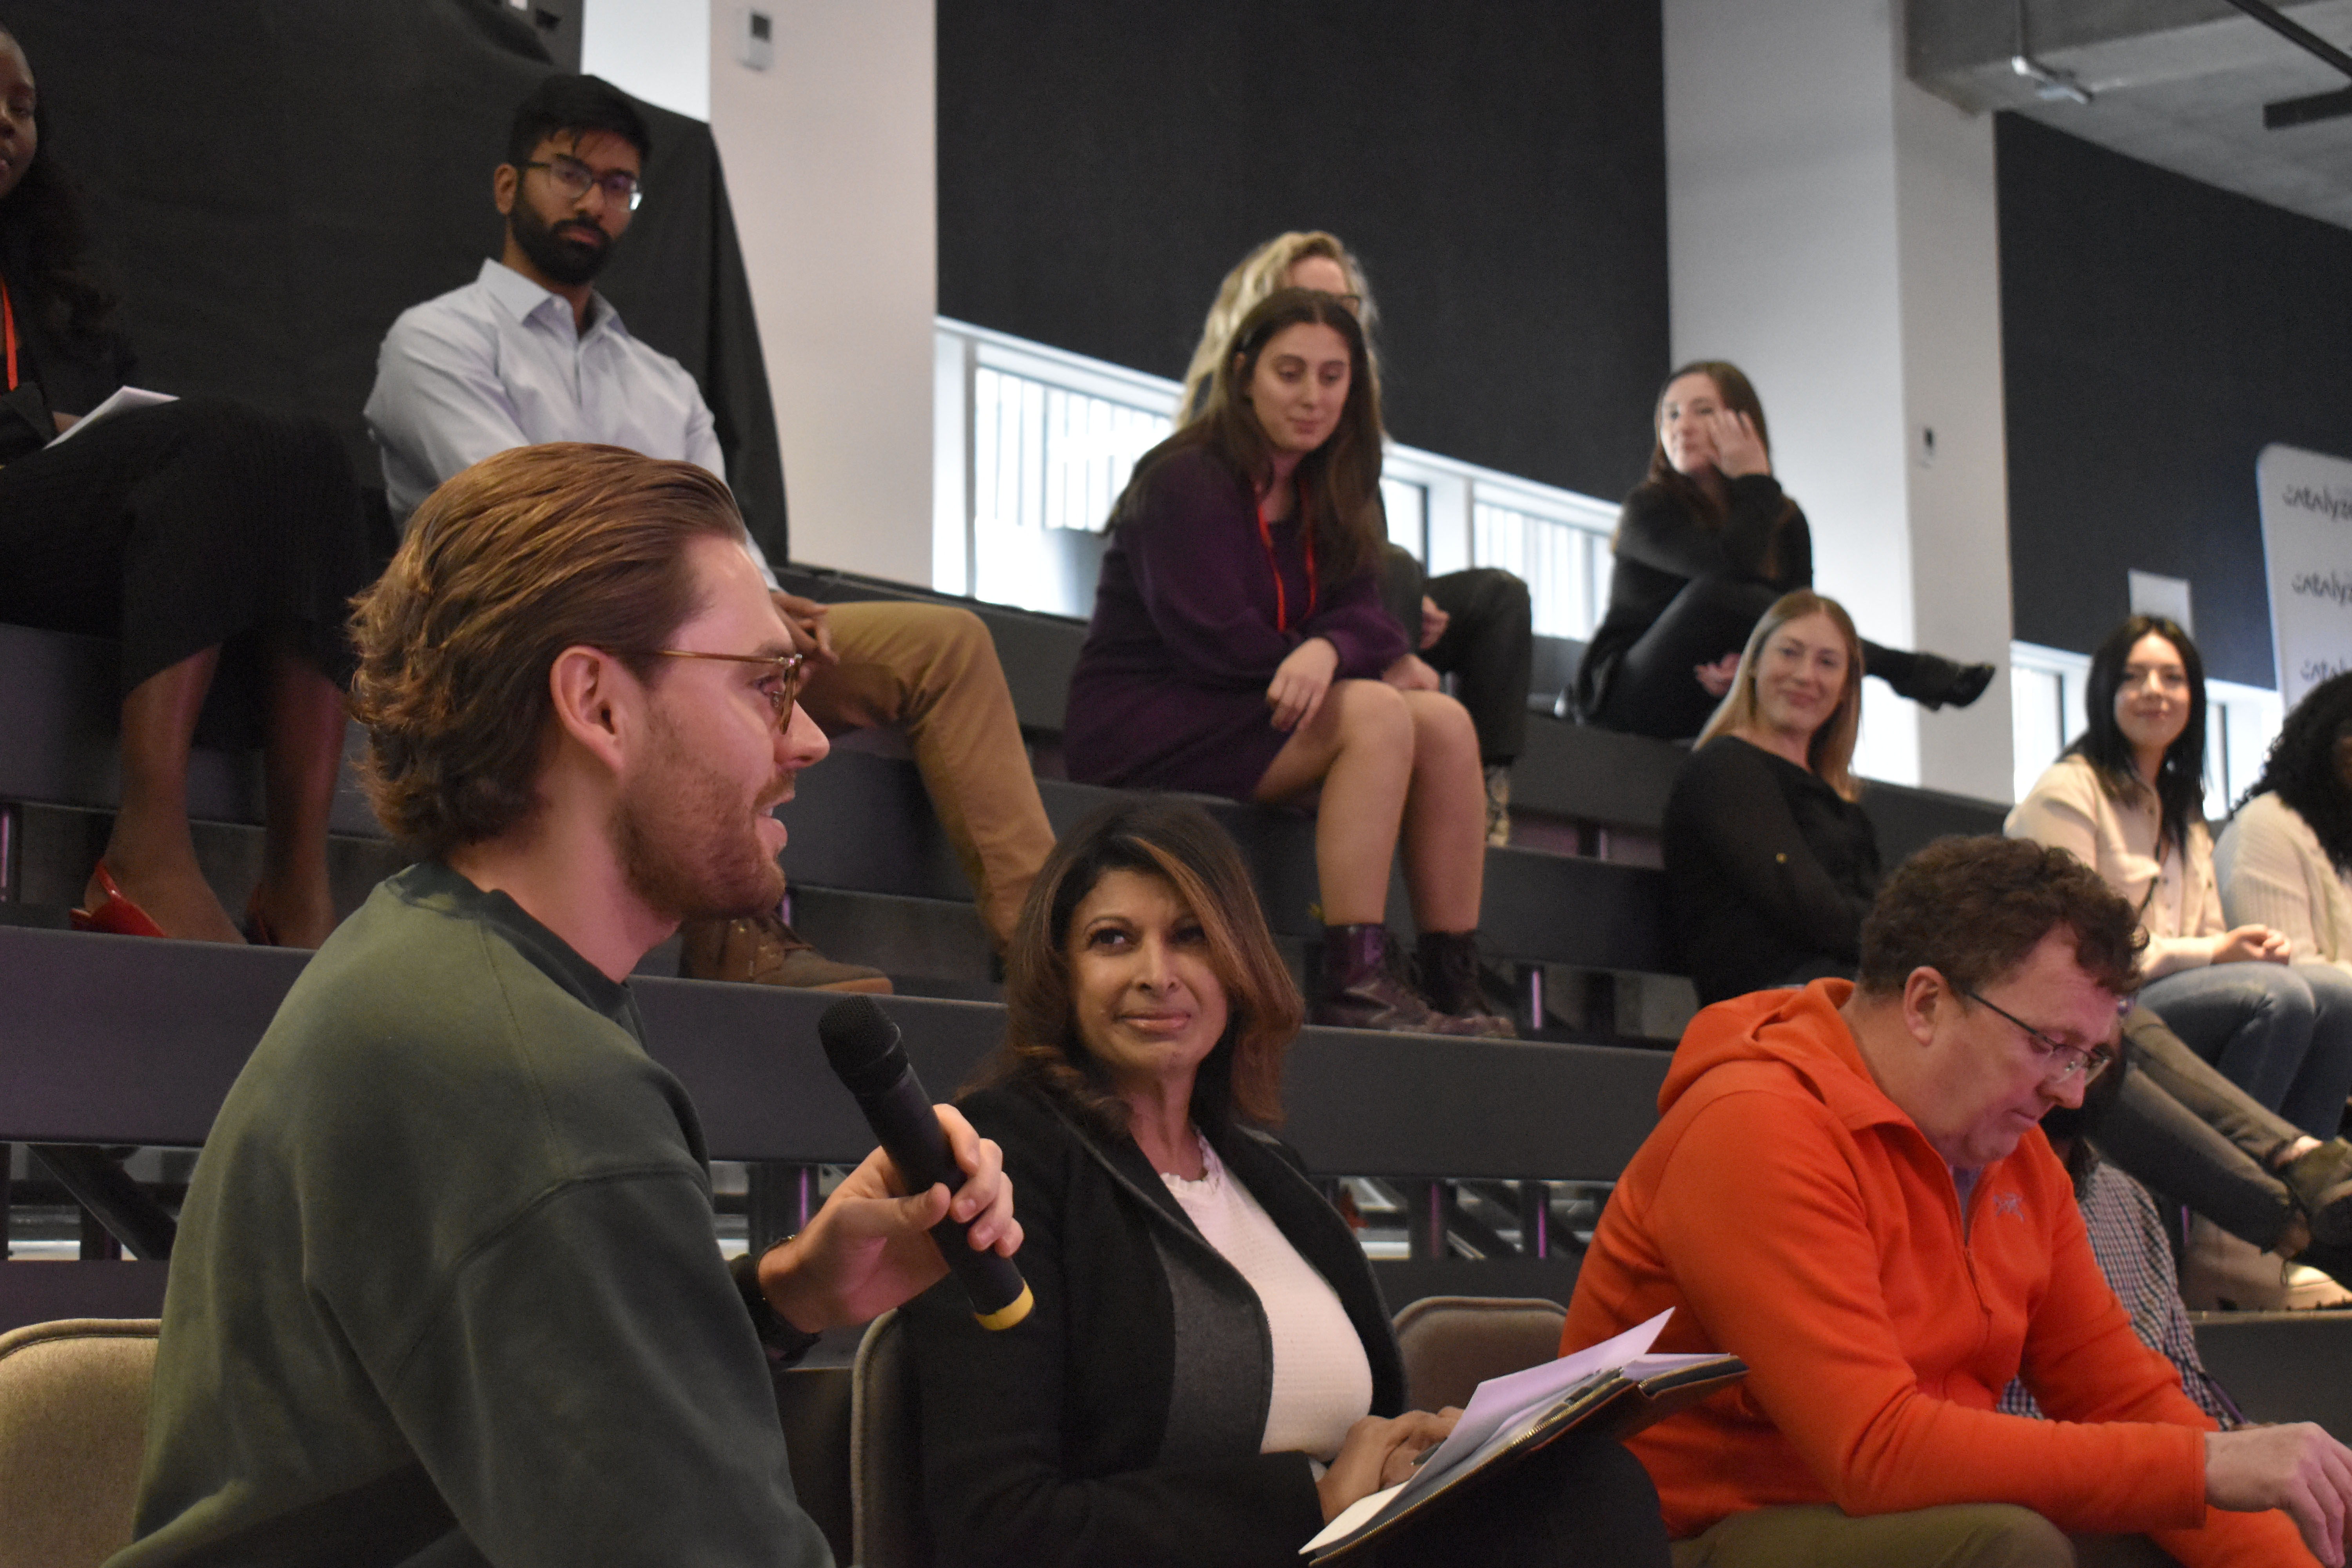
[111,443,1022,1566]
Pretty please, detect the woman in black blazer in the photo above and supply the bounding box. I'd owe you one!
[903,799,1670,1568]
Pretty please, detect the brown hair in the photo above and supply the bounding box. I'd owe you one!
[980,799,1303,1139]
[1631,359,1798,573]
[349,443,747,859]
[1130,286,1386,583]
[1858,836,2145,1000]
[1696,590,1867,802]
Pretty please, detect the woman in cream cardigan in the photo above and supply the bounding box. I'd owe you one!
[2009,617,2352,1139]
[2220,671,2352,971]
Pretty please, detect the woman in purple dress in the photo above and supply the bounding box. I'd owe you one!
[1064,289,1505,1037]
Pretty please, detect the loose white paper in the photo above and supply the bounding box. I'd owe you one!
[1299,1308,1681,1555]
[47,385,175,446]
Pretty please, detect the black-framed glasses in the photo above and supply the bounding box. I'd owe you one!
[1962,987,2118,1084]
[523,154,643,211]
[644,648,807,728]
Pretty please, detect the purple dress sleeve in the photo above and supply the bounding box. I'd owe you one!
[1120,448,1407,688]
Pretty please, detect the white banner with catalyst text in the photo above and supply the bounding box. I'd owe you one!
[2258,443,2352,709]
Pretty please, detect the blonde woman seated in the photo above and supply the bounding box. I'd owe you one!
[1661,590,1879,1006]
[902,799,1669,1568]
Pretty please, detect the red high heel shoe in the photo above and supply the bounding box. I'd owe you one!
[70,862,167,938]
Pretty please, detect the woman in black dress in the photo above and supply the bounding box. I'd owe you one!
[0,29,371,946]
[1662,589,1879,1005]
[1573,361,1991,740]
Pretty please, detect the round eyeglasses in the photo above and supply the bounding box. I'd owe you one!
[643,648,808,728]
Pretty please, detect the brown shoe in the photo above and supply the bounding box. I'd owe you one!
[678,912,893,993]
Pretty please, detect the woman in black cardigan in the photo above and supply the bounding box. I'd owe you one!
[1573,360,1991,740]
[904,799,1668,1568]
[1663,590,1881,1005]
[0,29,372,946]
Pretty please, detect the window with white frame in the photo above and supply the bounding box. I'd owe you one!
[935,318,1619,629]
[2009,641,2281,817]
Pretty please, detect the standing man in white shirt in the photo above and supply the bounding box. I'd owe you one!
[366,75,1055,991]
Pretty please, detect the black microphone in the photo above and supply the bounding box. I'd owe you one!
[818,995,1033,1330]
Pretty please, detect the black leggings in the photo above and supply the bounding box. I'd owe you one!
[1595,575,1924,741]
[1379,551,1534,766]
[0,395,371,695]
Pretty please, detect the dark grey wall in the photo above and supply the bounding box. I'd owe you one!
[1998,114,2352,690]
[936,1,1670,503]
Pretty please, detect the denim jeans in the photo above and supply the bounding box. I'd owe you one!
[2138,961,2352,1139]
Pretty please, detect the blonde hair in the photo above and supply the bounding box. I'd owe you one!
[1696,590,1866,802]
[1178,230,1382,420]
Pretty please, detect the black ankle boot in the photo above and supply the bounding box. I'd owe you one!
[1888,652,1994,711]
[2281,1140,2352,1248]
[1315,924,1478,1035]
[1414,931,1518,1039]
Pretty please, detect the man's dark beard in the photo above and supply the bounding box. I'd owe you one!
[510,198,611,287]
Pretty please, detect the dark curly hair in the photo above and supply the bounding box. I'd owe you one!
[2241,671,2352,877]
[0,33,117,345]
[348,444,744,859]
[1859,835,2145,1000]
[2067,615,2207,861]
[977,799,1302,1141]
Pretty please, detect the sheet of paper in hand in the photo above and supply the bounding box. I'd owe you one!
[47,386,176,446]
[1301,1308,1744,1562]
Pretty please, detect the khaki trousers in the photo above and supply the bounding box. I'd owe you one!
[1670,1504,2180,1568]
[794,600,1054,949]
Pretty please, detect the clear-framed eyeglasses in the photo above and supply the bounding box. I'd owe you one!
[643,648,808,728]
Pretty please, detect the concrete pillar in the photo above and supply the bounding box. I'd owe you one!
[1665,0,2013,800]
[707,0,938,585]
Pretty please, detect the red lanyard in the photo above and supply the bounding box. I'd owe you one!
[1255,490,1318,631]
[2,279,16,392]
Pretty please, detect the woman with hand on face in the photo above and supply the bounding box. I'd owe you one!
[1573,361,1993,740]
[1661,591,1880,1007]
[903,800,1670,1568]
[1065,289,1507,1036]
[0,28,371,947]
[2010,617,2352,1142]
[1181,230,1534,848]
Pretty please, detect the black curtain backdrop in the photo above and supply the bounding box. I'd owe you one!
[1999,113,2352,690]
[936,0,1669,503]
[0,0,788,559]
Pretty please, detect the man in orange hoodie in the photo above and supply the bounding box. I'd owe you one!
[1565,836,2352,1567]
